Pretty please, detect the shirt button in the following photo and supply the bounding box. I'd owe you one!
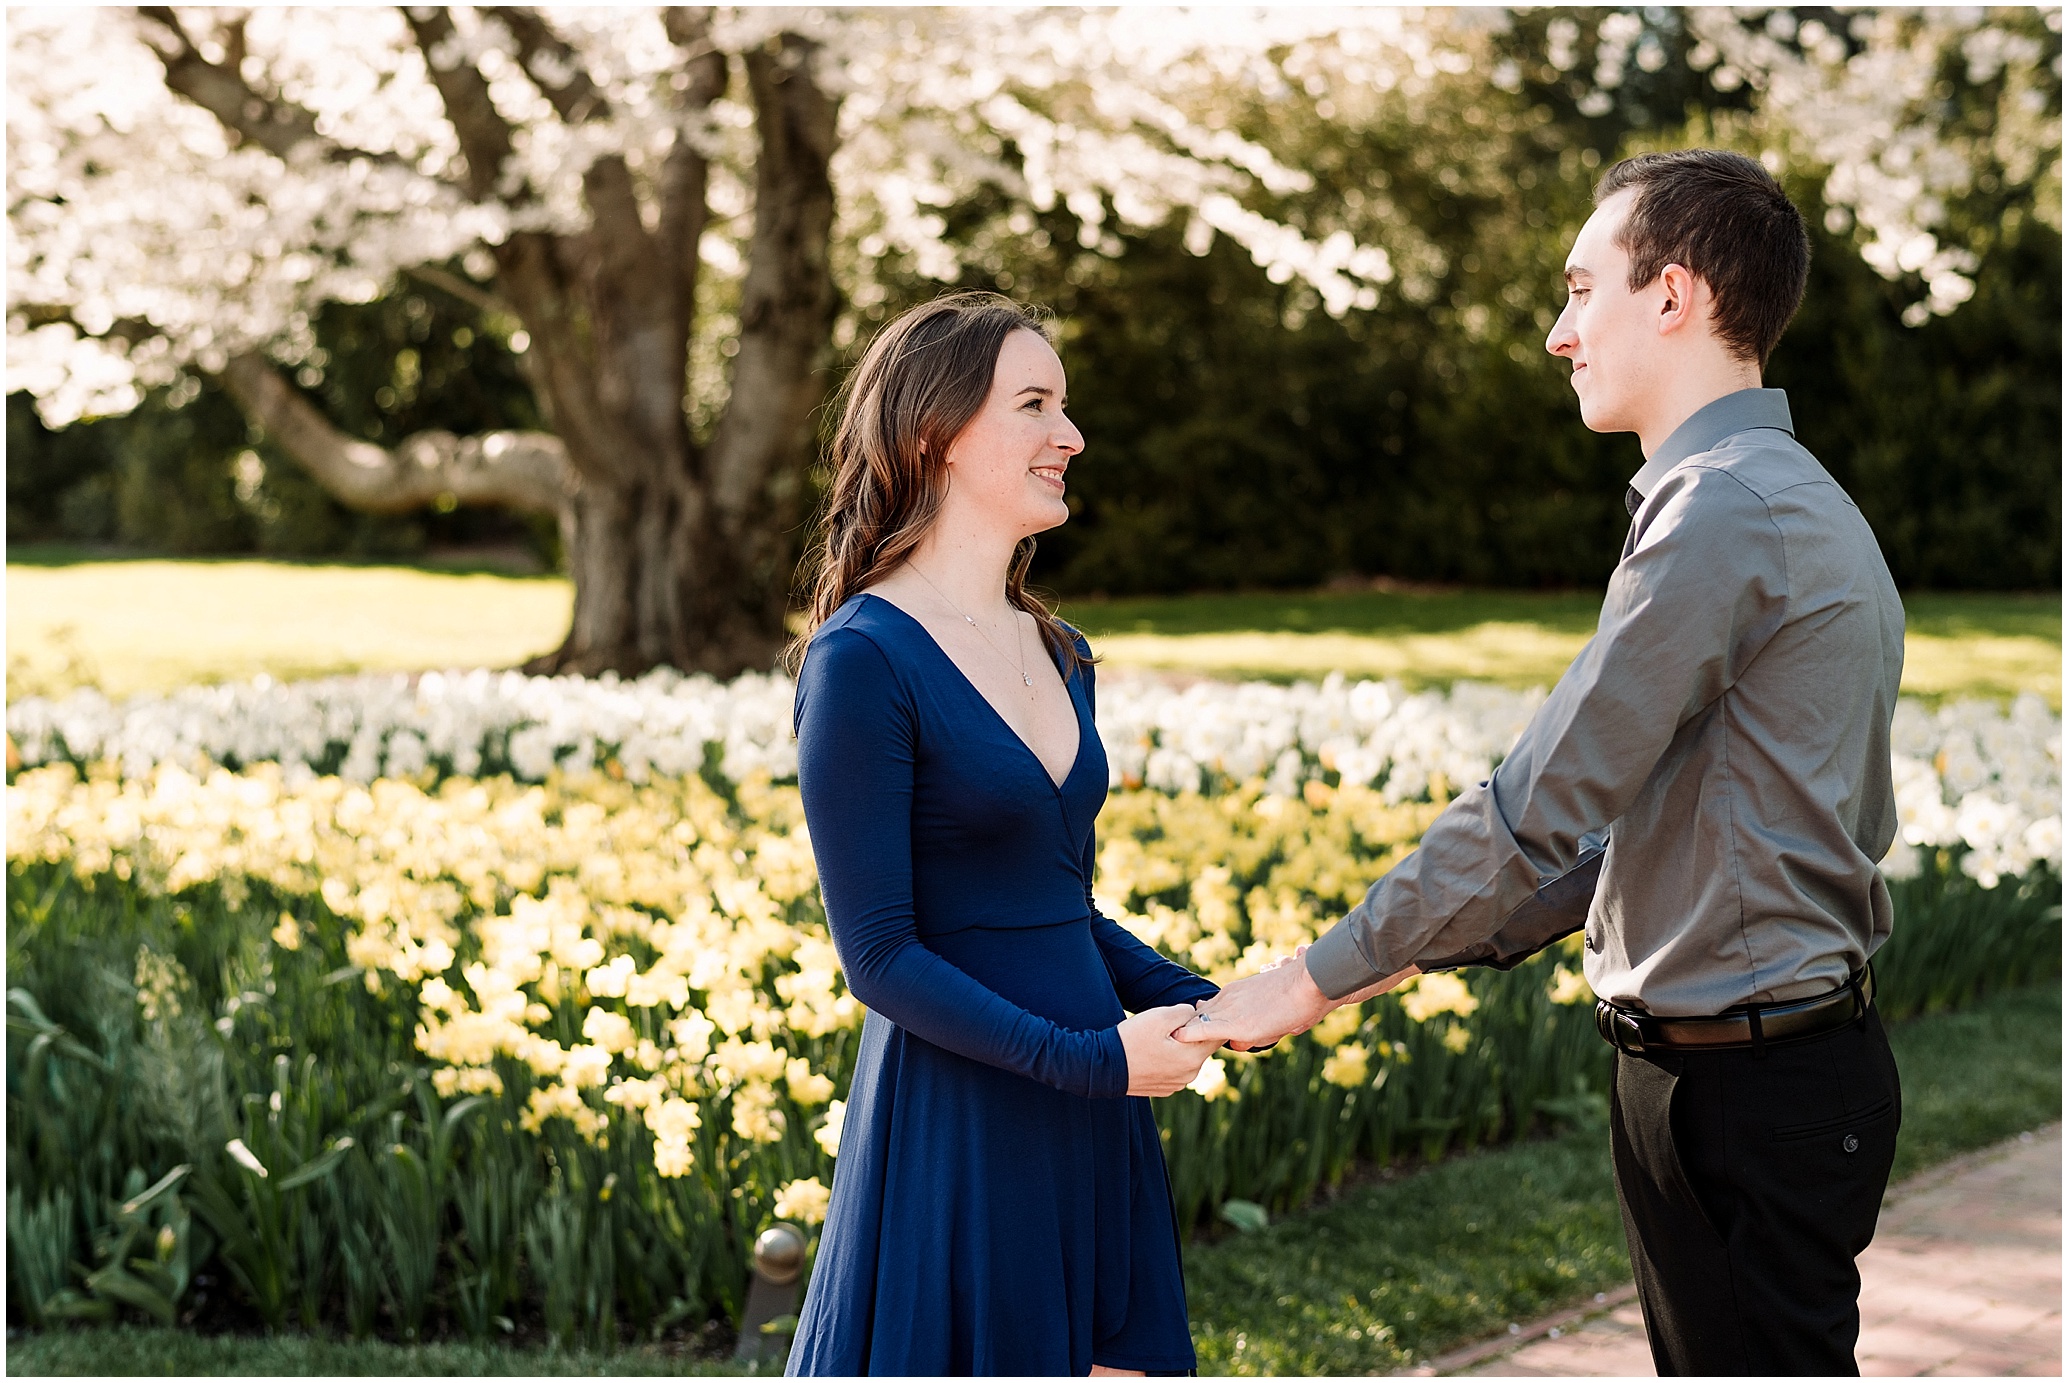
[1585,929,1599,953]
[1843,1134,1860,1153]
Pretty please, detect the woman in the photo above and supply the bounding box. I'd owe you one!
[785,293,1222,1377]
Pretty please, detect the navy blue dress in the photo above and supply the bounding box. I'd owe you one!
[786,593,1216,1377]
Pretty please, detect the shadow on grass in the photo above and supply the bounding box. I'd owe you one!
[4,543,558,581]
[1062,586,1608,639]
[1062,585,2058,644]
[1899,591,2063,644]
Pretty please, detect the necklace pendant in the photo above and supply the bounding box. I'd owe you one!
[1022,673,1033,687]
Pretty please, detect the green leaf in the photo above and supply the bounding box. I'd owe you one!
[274,1140,353,1193]
[181,1172,258,1260]
[118,1164,192,1218]
[84,1263,179,1326]
[40,1288,116,1324]
[9,1014,113,1072]
[442,1094,489,1136]
[7,987,58,1031]
[123,1257,184,1304]
[1219,1198,1270,1233]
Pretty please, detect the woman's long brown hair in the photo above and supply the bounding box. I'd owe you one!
[786,291,1086,678]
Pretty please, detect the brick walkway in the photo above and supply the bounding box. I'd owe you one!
[1442,1124,2061,1377]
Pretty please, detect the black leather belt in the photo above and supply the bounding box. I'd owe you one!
[1595,966,1874,1056]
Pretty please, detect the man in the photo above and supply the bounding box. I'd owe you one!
[1182,149,1907,1376]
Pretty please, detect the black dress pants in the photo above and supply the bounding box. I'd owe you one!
[1609,1008,1901,1376]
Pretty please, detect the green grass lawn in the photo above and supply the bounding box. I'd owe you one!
[6,550,2057,703]
[6,554,570,699]
[11,983,2056,1377]
[1064,585,2062,703]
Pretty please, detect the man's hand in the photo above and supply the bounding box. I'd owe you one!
[1178,950,1420,1050]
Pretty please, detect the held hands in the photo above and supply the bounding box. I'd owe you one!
[1177,946,1420,1051]
[1118,1004,1221,1097]
[1116,950,1423,1093]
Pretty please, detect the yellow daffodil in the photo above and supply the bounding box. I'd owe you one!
[774,1176,831,1225]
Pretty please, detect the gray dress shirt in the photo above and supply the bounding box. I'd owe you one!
[1305,389,1906,1016]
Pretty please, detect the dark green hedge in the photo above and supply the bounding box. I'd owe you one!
[1005,207,2059,597]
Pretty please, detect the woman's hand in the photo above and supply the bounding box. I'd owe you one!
[1118,1004,1217,1096]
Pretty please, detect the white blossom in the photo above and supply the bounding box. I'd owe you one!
[5,665,797,786]
[12,8,2050,426]
[1688,9,2060,324]
[7,6,1459,426]
[14,664,2051,889]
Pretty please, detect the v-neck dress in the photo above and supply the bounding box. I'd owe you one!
[786,593,1216,1377]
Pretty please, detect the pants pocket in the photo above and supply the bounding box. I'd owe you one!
[1771,1097,1896,1143]
[1663,1064,1731,1242]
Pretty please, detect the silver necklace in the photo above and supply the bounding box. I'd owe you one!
[909,565,1033,688]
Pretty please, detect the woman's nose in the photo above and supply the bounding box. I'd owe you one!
[1055,416,1086,455]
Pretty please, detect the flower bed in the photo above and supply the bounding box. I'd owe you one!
[9,670,2059,881]
[5,669,2058,1342]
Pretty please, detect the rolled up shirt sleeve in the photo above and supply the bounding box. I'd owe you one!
[1305,465,1793,999]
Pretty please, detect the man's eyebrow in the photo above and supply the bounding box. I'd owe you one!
[1563,266,1592,285]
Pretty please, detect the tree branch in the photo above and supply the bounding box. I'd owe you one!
[133,7,396,166]
[488,8,609,125]
[404,265,515,318]
[11,304,158,348]
[705,35,840,522]
[402,8,518,202]
[659,9,731,321]
[219,352,572,518]
[663,5,729,83]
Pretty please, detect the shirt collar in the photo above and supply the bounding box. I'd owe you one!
[1629,388,1795,500]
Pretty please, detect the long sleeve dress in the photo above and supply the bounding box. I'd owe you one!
[785,592,1216,1377]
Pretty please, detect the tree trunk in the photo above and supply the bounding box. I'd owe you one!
[484,31,840,680]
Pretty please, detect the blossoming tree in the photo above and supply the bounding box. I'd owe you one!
[8,7,2056,675]
[8,7,1411,674]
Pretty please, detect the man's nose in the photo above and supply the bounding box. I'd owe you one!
[1545,308,1577,357]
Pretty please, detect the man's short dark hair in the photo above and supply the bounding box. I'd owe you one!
[1595,149,1810,369]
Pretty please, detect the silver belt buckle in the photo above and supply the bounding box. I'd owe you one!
[1612,1008,1648,1055]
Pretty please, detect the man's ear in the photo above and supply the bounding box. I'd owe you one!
[1657,263,1698,336]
